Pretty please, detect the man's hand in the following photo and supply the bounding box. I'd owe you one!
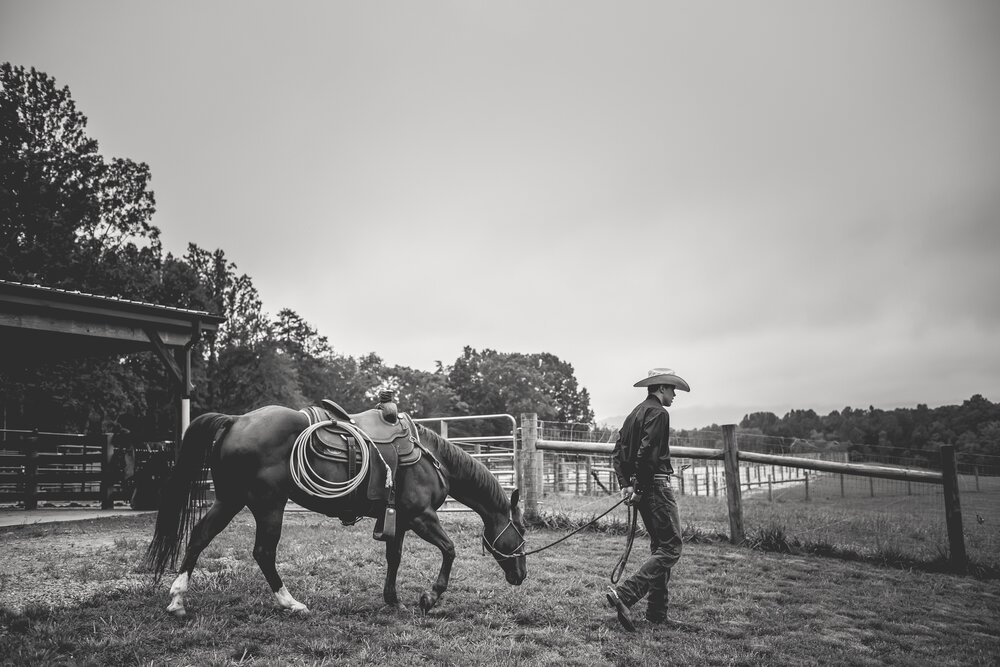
[621,486,641,505]
[621,486,634,504]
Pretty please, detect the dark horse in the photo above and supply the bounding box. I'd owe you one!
[144,405,527,616]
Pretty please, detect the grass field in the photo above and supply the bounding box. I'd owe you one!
[1,507,999,666]
[539,471,1000,574]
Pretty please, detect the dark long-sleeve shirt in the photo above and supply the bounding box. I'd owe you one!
[611,395,672,490]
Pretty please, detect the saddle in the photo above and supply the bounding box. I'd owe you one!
[300,395,430,541]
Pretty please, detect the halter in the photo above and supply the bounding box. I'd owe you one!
[481,510,526,561]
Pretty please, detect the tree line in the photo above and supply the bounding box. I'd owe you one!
[675,396,1000,470]
[0,63,594,437]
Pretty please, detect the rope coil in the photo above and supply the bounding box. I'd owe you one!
[289,420,381,499]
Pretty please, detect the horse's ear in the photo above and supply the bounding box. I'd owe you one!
[510,488,520,509]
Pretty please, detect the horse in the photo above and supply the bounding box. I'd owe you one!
[143,404,527,617]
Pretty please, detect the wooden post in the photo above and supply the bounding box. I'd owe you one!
[974,466,980,492]
[940,445,967,573]
[585,457,593,495]
[722,425,745,545]
[840,473,845,498]
[100,433,115,509]
[804,471,810,501]
[869,477,875,498]
[24,429,39,511]
[693,473,699,496]
[519,414,539,517]
[705,466,710,496]
[767,476,773,502]
[713,479,718,497]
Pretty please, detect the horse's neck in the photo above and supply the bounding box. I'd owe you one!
[451,484,504,520]
[441,448,506,520]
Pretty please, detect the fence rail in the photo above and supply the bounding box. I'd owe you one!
[521,415,972,571]
[0,429,134,509]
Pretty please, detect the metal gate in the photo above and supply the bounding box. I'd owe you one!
[414,414,517,512]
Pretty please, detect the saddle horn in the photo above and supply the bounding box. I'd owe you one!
[377,390,398,424]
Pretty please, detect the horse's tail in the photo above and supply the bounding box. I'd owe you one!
[143,412,234,581]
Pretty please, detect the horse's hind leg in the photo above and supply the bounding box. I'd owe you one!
[168,499,243,617]
[248,500,308,613]
[409,509,455,614]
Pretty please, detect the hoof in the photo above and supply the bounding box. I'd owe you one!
[383,602,408,613]
[167,604,187,618]
[289,603,310,615]
[419,592,435,614]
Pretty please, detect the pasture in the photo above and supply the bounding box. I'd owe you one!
[1,505,998,666]
[541,476,1000,574]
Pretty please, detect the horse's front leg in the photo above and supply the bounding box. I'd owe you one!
[409,509,455,614]
[383,530,407,609]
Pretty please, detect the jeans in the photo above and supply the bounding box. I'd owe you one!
[616,479,682,619]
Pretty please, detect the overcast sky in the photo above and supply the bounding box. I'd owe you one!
[3,1,998,427]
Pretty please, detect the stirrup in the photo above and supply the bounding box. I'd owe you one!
[373,505,397,541]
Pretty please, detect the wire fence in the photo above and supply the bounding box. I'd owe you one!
[531,421,1000,569]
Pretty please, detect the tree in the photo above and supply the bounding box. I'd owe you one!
[0,63,159,295]
[447,347,594,424]
[213,342,305,414]
[0,63,164,431]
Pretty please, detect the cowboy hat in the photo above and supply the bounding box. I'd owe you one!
[633,368,690,391]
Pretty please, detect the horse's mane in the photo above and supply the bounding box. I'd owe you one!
[417,424,509,512]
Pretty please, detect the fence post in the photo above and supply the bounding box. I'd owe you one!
[940,445,967,573]
[585,457,593,495]
[804,471,810,501]
[519,413,539,518]
[722,425,745,545]
[100,433,115,509]
[24,429,39,511]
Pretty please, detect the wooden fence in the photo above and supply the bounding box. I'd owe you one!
[0,429,127,509]
[519,415,969,572]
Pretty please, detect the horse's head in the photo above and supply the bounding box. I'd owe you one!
[481,488,527,585]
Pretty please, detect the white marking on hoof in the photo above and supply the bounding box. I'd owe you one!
[167,572,189,616]
[274,586,309,613]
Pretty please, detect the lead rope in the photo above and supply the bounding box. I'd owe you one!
[610,502,639,584]
[519,497,630,558]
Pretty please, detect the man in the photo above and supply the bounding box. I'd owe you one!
[606,368,690,631]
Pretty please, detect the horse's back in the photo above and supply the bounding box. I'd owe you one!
[220,405,306,466]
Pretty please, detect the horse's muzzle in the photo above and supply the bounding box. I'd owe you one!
[506,570,525,585]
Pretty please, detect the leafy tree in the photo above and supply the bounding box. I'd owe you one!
[0,63,159,295]
[213,342,305,414]
[0,63,164,431]
[447,347,594,424]
[381,362,459,418]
